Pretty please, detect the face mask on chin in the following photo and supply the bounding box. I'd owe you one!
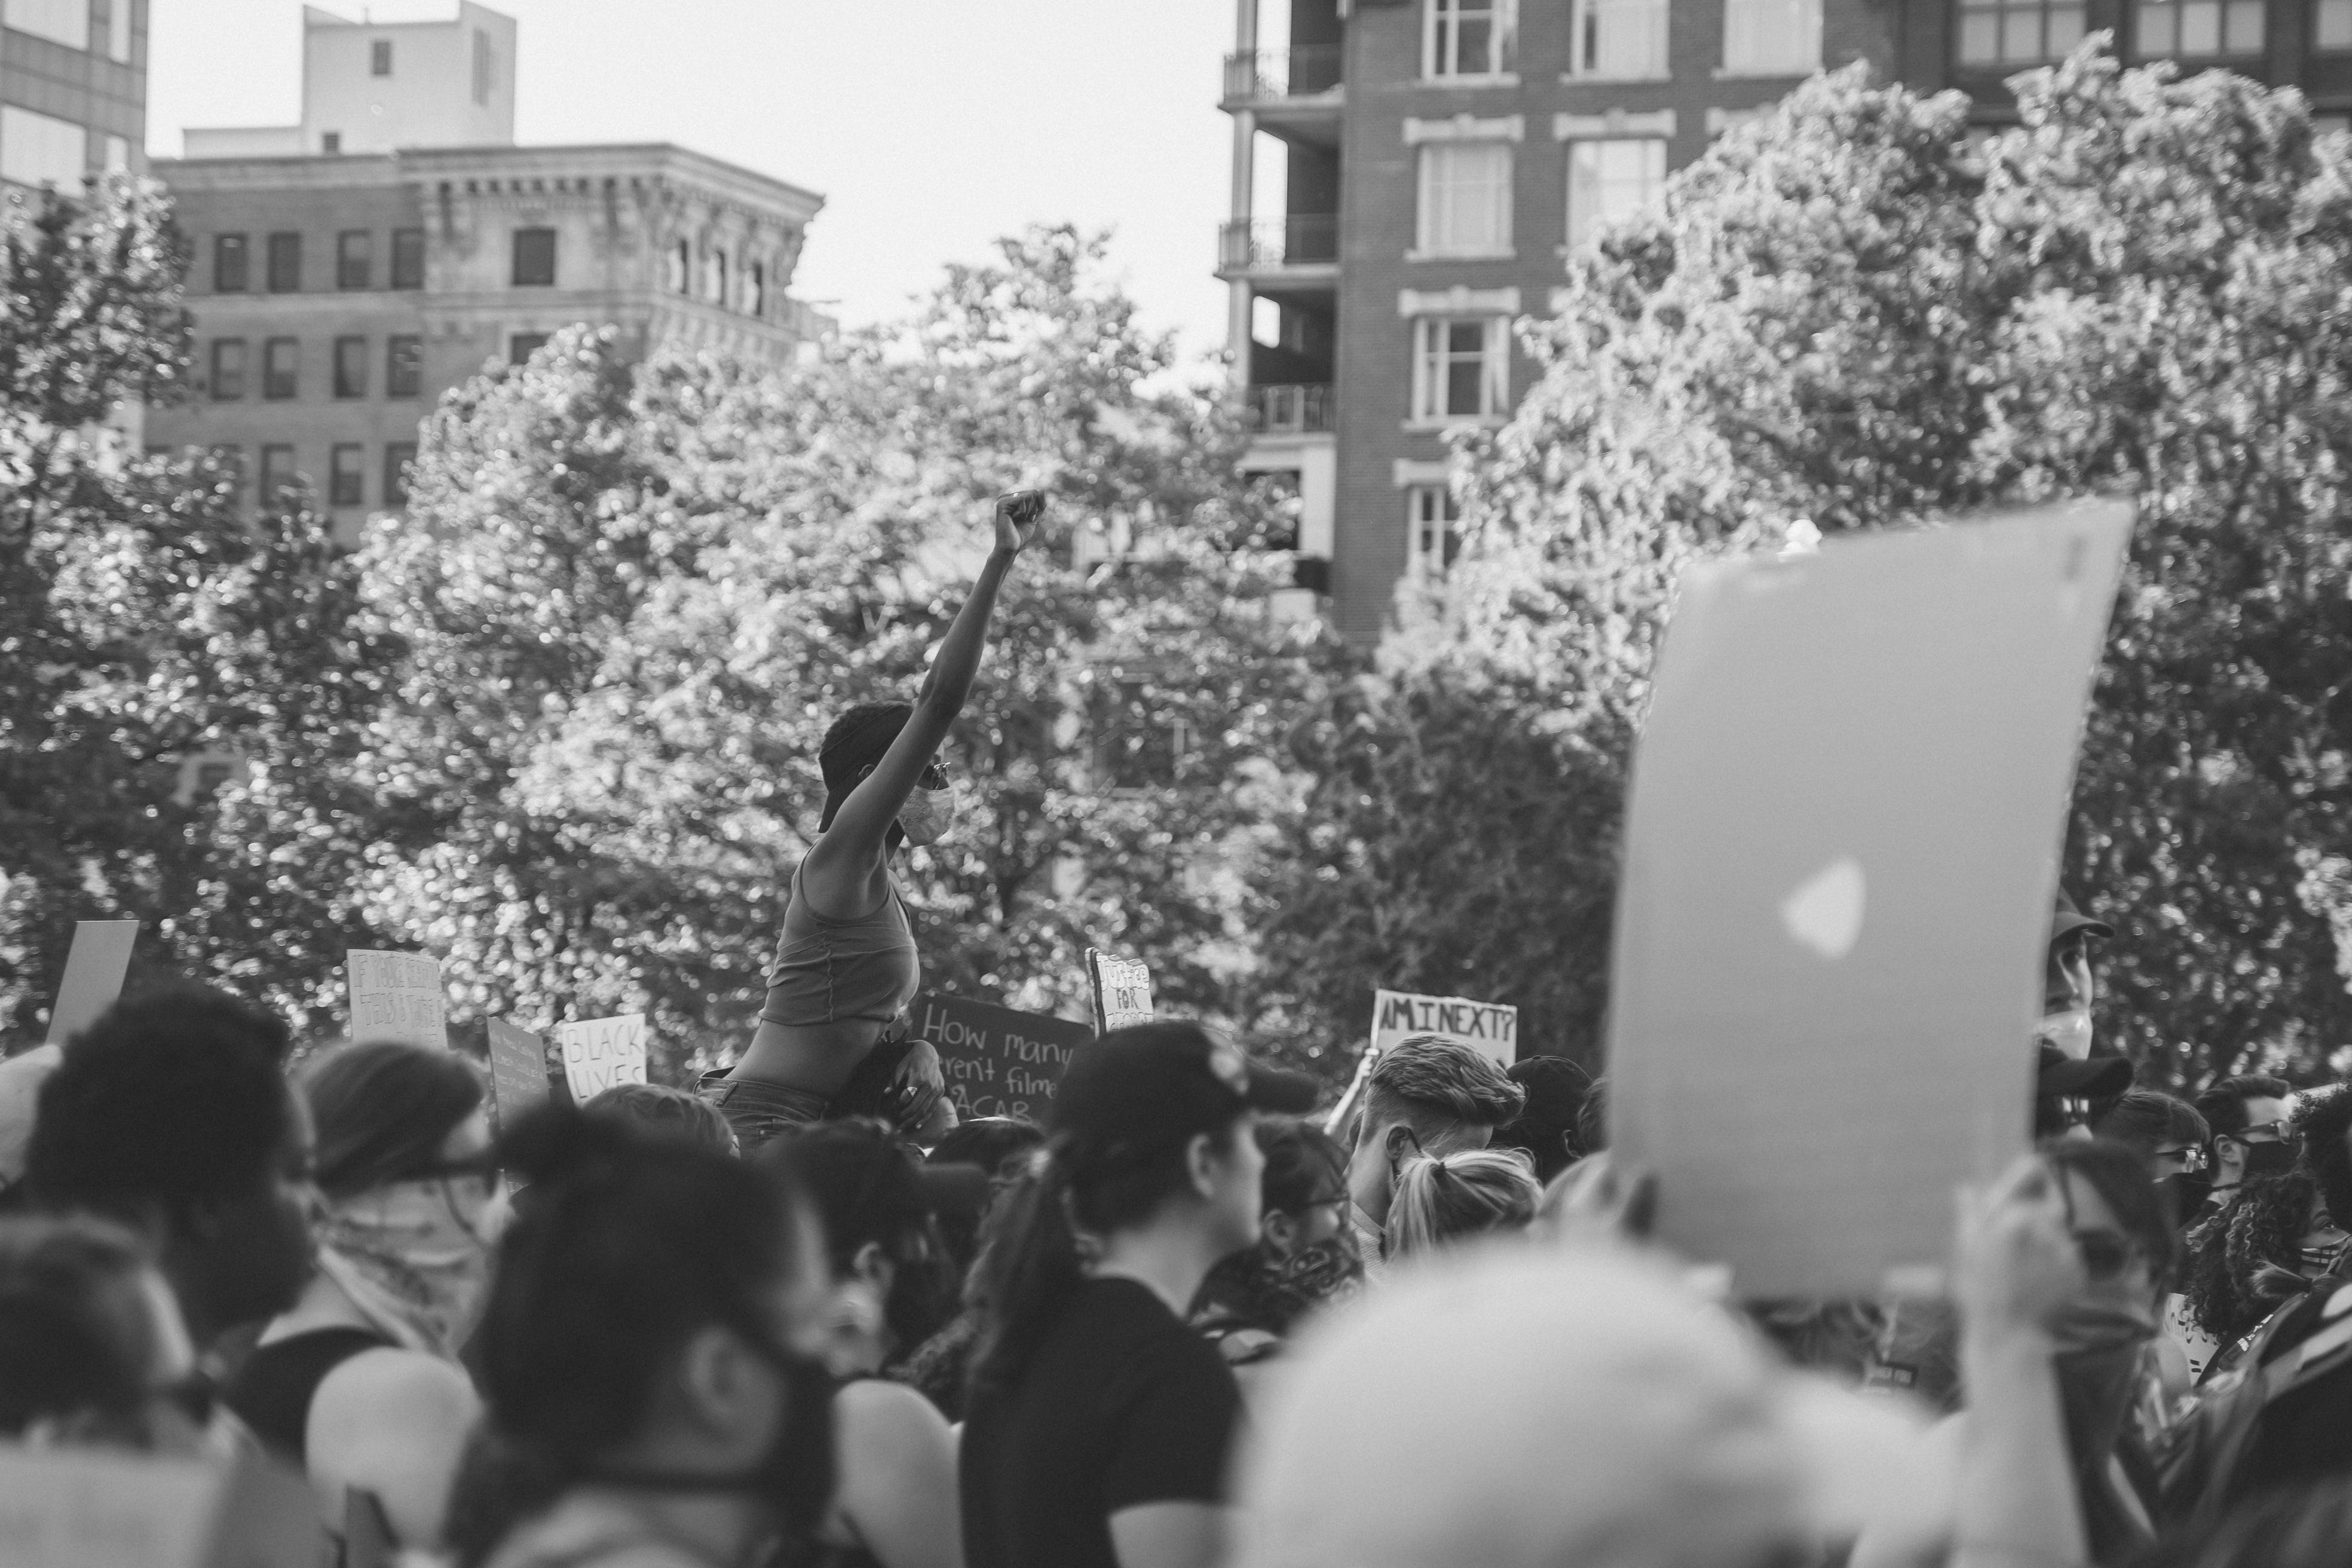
[2035,1008,2094,1061]
[895,783,961,847]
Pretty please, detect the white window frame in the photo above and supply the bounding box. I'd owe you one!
[0,104,88,190]
[2133,0,2264,57]
[1424,0,1515,79]
[1564,137,1670,252]
[1409,316,1509,425]
[106,0,129,60]
[1720,0,1823,76]
[1414,142,1515,259]
[1955,0,2088,64]
[1405,485,1463,575]
[4,0,88,50]
[2320,0,2352,48]
[1569,0,1671,80]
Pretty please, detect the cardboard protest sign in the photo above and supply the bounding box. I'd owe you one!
[914,992,1094,1120]
[1606,500,2132,1300]
[45,919,138,1045]
[345,950,449,1051]
[554,1012,650,1102]
[486,1018,554,1126]
[1086,949,1154,1034]
[1370,987,1518,1069]
[0,1447,325,1568]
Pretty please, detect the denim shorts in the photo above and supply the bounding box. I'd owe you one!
[695,1072,829,1155]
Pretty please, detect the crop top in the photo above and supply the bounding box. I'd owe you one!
[760,858,921,1029]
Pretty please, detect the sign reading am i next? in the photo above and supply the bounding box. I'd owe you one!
[1371,988,1519,1068]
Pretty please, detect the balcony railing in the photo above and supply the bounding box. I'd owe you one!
[1224,45,1345,101]
[1247,384,1336,434]
[1219,214,1339,270]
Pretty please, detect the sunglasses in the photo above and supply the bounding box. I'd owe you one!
[2228,1121,2294,1144]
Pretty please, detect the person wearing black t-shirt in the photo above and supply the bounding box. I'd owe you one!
[960,1021,1318,1568]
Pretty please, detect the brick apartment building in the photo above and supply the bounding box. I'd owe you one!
[1223,0,2352,642]
[0,0,143,193]
[146,4,825,544]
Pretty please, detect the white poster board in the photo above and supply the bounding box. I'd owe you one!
[555,1012,650,1102]
[1370,988,1519,1069]
[345,950,449,1051]
[46,919,139,1045]
[1606,501,2132,1300]
[1086,950,1154,1034]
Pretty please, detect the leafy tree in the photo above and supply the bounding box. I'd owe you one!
[1255,48,2352,1087]
[0,179,391,1044]
[344,227,1333,1080]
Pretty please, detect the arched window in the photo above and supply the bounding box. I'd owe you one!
[703,248,728,305]
[664,238,689,294]
[745,260,766,318]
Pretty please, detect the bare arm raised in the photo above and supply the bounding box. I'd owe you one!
[800,491,1040,921]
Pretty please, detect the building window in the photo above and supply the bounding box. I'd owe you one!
[703,248,728,304]
[387,335,422,398]
[0,105,87,190]
[329,444,364,507]
[266,231,302,292]
[210,339,246,401]
[333,336,367,399]
[746,259,767,317]
[1566,138,1668,249]
[103,134,127,172]
[209,445,244,503]
[259,443,299,506]
[1425,0,1512,76]
[1407,485,1464,573]
[384,442,417,507]
[1722,0,1823,74]
[1415,142,1514,257]
[2134,0,2263,53]
[2320,0,2352,46]
[4,0,87,50]
[321,131,341,154]
[336,229,370,289]
[1572,0,1671,78]
[1410,316,1508,422]
[510,226,556,287]
[390,227,425,289]
[106,0,130,60]
[473,27,494,105]
[509,332,549,363]
[262,337,299,400]
[667,240,691,294]
[1957,0,2088,62]
[215,233,249,293]
[371,38,392,75]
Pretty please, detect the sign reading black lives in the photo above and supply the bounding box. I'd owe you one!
[914,992,1092,1121]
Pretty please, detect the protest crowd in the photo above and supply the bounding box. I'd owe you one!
[7,489,2352,1568]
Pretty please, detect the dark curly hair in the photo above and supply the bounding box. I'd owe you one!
[25,984,293,1219]
[2185,1171,2320,1343]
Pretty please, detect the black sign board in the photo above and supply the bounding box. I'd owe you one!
[913,991,1092,1122]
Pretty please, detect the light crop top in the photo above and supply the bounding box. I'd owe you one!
[761,859,921,1029]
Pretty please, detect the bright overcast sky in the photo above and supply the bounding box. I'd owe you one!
[146,0,1245,365]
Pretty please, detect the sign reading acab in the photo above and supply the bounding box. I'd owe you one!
[915,992,1092,1122]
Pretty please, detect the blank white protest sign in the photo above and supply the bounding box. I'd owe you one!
[1606,501,2133,1300]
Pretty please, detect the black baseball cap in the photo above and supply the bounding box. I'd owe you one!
[2051,888,2114,944]
[1052,1022,1318,1149]
[2036,1043,2133,1102]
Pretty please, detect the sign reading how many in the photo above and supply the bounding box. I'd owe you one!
[555,1013,650,1101]
[1371,988,1518,1070]
[915,992,1094,1122]
[346,950,450,1051]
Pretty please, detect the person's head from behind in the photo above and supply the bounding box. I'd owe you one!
[1490,1056,1591,1186]
[1386,1149,1542,1261]
[24,985,310,1348]
[926,1114,1045,1276]
[2196,1073,2295,1192]
[967,1021,1315,1397]
[472,1107,837,1549]
[1348,1036,1524,1221]
[758,1118,976,1374]
[0,1214,204,1451]
[1234,1247,1924,1568]
[584,1081,739,1156]
[2090,1088,2211,1215]
[304,1039,498,1355]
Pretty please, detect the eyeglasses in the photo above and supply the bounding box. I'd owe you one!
[2154,1145,2210,1173]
